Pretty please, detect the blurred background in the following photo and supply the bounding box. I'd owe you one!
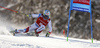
[0,0,100,40]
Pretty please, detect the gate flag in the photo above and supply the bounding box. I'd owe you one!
[70,0,91,12]
[67,0,93,43]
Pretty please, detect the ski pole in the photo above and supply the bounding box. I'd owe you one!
[0,6,30,17]
[16,11,30,17]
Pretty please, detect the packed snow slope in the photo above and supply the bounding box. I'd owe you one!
[0,13,100,48]
[0,35,100,48]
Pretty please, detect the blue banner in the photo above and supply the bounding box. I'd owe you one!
[70,0,91,12]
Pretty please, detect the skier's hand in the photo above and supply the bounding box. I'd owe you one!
[46,32,51,37]
[16,12,20,14]
[26,14,32,17]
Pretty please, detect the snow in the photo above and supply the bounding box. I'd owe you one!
[0,35,100,48]
[0,20,100,48]
[0,15,100,48]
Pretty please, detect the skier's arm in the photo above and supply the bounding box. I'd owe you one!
[27,14,41,18]
[48,20,52,34]
[31,14,41,18]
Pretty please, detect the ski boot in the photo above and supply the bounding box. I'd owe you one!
[35,32,39,37]
[13,29,17,36]
[13,29,20,36]
[46,32,50,37]
[15,29,20,33]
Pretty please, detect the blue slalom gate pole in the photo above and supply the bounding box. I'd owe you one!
[67,10,71,41]
[90,0,93,43]
[90,12,93,43]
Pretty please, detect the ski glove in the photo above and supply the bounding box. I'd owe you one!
[46,32,51,37]
[27,14,32,17]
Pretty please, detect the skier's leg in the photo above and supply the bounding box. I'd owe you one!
[15,29,26,33]
[24,23,38,33]
[16,23,38,33]
[35,25,45,34]
[29,23,39,32]
[34,25,45,37]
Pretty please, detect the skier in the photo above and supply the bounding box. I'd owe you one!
[15,10,52,37]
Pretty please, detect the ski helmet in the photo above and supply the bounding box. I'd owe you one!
[43,10,50,20]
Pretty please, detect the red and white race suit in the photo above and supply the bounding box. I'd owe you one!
[17,14,52,34]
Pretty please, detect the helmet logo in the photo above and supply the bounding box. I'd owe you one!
[46,13,49,15]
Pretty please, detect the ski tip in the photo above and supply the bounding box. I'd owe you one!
[10,31,15,33]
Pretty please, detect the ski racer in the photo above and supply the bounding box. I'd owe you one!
[15,10,52,37]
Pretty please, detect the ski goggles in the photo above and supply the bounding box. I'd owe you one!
[43,15,49,20]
